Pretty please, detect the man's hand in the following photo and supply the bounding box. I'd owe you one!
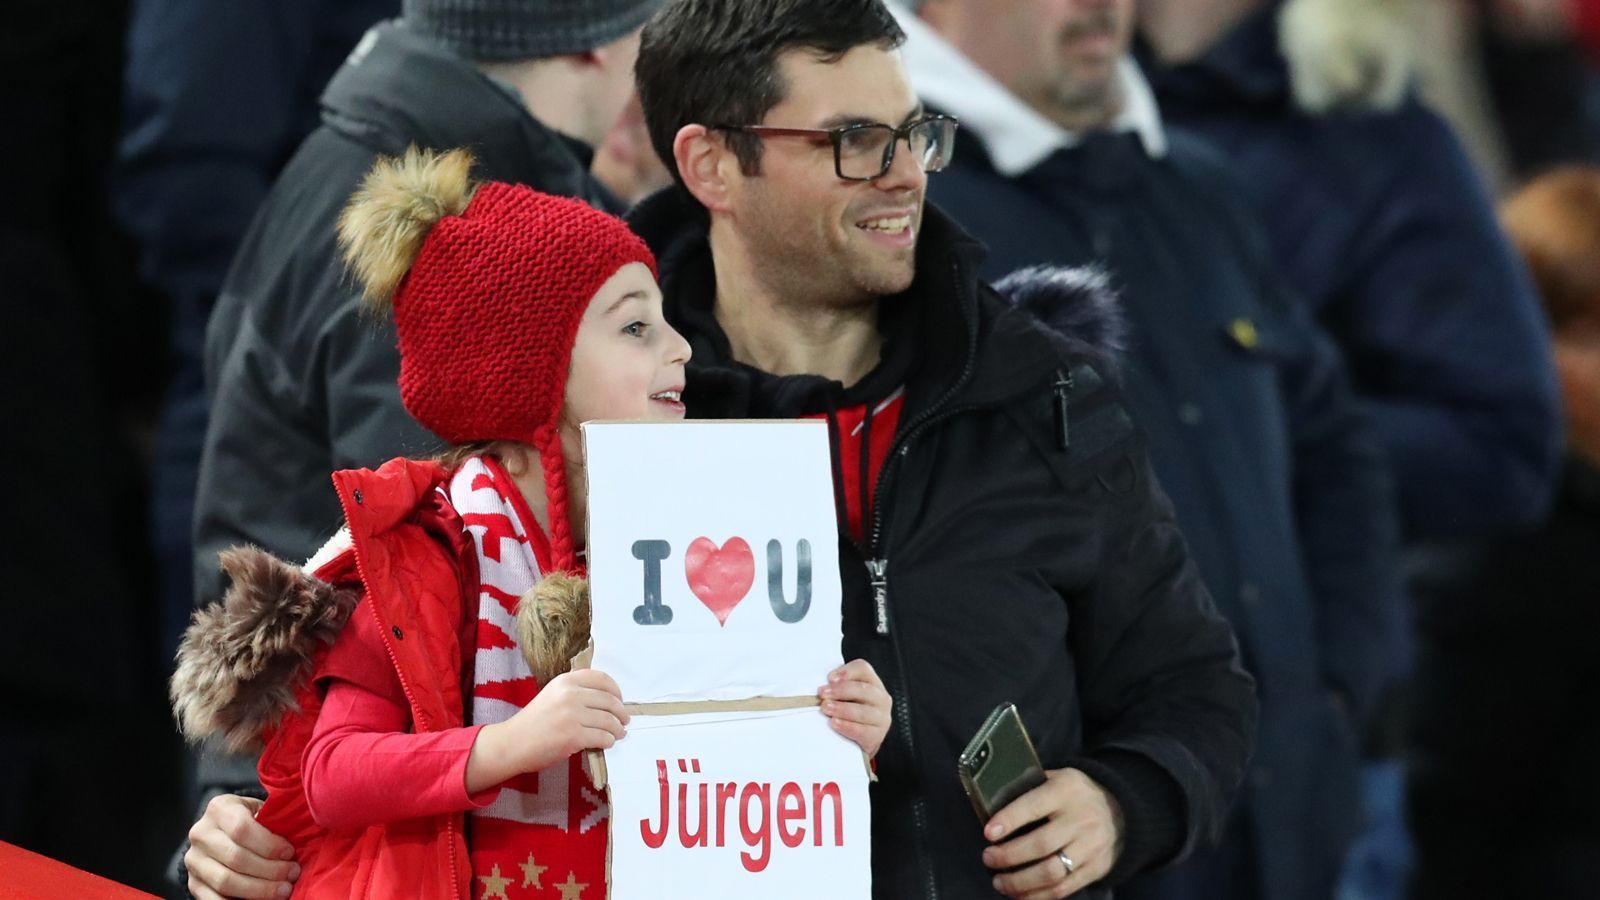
[184,794,299,899]
[982,768,1124,899]
[818,659,892,759]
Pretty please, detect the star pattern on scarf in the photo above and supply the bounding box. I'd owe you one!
[556,871,589,900]
[519,853,548,890]
[478,864,513,900]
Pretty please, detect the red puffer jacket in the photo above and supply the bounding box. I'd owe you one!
[172,457,479,899]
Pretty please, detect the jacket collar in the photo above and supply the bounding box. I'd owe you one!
[331,456,452,540]
[891,5,1167,174]
[627,188,1063,420]
[321,20,612,209]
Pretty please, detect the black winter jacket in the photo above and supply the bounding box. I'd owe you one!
[192,20,616,610]
[629,189,1259,900]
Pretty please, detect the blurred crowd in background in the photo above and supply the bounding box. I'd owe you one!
[3,0,1598,897]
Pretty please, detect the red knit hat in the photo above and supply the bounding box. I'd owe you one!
[338,147,657,572]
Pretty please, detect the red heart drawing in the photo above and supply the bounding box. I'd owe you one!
[684,537,755,626]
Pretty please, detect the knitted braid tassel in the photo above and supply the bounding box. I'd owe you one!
[533,423,579,576]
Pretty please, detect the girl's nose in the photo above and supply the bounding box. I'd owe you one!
[665,323,692,366]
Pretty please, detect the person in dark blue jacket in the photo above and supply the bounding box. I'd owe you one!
[1136,4,1564,897]
[113,0,399,665]
[1137,0,1564,542]
[896,3,1401,899]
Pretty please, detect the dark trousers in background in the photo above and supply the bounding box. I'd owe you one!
[1408,616,1600,899]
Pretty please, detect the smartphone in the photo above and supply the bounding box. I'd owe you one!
[958,702,1048,824]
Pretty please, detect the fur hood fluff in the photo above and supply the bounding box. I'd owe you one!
[172,535,593,754]
[1279,0,1416,113]
[995,265,1127,365]
[170,546,360,753]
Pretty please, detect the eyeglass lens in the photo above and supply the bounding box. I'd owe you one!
[837,119,956,180]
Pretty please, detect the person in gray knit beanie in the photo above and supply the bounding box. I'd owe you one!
[404,0,664,60]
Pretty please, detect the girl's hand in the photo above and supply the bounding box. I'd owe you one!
[469,669,629,791]
[819,659,892,758]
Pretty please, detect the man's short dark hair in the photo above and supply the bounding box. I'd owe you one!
[636,0,906,182]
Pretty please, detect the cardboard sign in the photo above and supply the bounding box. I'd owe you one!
[584,422,871,899]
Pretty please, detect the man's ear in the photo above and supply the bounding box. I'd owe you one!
[673,124,735,213]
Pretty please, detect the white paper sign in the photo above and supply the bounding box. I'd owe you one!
[605,709,871,897]
[583,421,870,899]
[585,422,845,702]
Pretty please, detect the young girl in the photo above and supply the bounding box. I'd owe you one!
[170,148,892,899]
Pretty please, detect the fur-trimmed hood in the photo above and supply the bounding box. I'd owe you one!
[994,264,1127,367]
[170,543,360,754]
[1144,0,1417,115]
[171,486,592,755]
[1279,0,1416,114]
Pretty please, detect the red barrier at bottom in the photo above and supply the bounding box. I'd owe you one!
[0,841,160,899]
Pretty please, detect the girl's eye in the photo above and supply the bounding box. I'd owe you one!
[623,321,649,338]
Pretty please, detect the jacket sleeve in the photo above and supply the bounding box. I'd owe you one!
[114,0,322,307]
[1063,365,1259,883]
[1253,232,1403,722]
[314,297,443,469]
[303,600,496,829]
[1337,105,1562,538]
[193,290,432,612]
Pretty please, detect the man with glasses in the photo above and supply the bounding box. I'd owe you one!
[629,1,1257,897]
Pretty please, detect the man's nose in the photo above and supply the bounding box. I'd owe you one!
[873,134,929,194]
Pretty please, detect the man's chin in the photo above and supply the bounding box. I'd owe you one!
[854,259,917,298]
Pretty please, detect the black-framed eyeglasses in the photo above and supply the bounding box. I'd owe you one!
[713,114,960,181]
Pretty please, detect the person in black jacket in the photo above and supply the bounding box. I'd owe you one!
[630,1,1256,897]
[892,2,1401,898]
[115,0,398,668]
[178,2,660,897]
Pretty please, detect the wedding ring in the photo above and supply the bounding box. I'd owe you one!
[1057,849,1076,876]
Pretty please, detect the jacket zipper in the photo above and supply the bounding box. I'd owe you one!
[856,258,982,900]
[1053,368,1074,450]
[861,341,1071,899]
[867,559,890,635]
[336,482,466,900]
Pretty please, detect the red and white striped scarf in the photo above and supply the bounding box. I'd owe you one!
[448,455,608,897]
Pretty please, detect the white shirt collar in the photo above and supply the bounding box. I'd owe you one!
[889,4,1168,176]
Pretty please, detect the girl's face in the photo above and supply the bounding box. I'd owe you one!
[564,261,692,424]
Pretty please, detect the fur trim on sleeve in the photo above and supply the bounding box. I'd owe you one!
[169,546,360,753]
[1280,0,1416,114]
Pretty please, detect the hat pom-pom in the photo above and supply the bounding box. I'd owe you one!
[517,572,592,685]
[337,145,477,313]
